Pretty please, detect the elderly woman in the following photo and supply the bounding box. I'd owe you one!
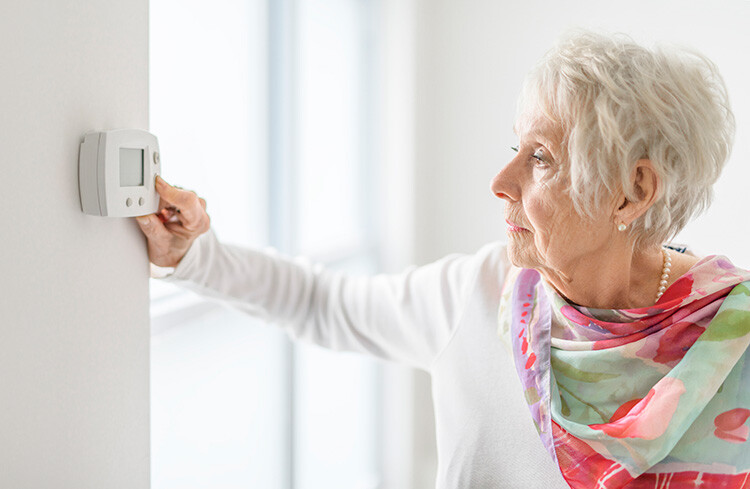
[136,32,750,488]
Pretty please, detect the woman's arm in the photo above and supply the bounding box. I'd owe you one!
[137,177,504,370]
[166,229,495,371]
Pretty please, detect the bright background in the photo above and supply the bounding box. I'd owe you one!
[149,0,385,488]
[149,1,750,488]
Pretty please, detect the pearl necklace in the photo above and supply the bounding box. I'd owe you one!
[655,247,672,304]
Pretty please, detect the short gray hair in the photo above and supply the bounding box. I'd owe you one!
[518,31,735,248]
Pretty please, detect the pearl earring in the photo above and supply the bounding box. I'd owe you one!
[618,223,627,232]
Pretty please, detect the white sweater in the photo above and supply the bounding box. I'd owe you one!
[166,230,568,488]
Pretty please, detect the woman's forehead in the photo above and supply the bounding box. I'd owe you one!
[514,110,564,147]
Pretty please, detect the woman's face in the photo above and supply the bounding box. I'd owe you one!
[491,110,618,277]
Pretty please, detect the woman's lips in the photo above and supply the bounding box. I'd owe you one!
[505,220,529,233]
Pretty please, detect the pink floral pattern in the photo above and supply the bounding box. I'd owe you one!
[588,378,686,439]
[498,254,750,488]
[714,408,750,443]
[653,321,705,366]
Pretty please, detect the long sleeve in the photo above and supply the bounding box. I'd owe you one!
[165,230,504,371]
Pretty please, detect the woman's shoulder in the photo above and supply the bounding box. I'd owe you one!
[454,241,514,294]
[473,240,511,274]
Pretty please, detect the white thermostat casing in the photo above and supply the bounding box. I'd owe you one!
[79,129,161,217]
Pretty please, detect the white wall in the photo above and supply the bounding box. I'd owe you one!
[0,1,150,487]
[402,1,750,487]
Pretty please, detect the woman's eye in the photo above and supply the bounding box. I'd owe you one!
[532,150,546,163]
[510,145,550,167]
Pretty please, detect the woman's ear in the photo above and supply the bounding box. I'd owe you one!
[615,159,661,225]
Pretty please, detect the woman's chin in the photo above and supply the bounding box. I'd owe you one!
[506,241,538,270]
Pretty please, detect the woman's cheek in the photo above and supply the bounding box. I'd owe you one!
[525,201,552,259]
[529,197,570,263]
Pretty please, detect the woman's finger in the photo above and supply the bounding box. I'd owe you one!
[135,213,173,243]
[154,176,206,228]
[158,206,181,224]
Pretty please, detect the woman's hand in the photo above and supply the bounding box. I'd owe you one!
[135,176,211,268]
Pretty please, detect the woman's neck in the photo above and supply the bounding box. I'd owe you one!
[538,244,697,310]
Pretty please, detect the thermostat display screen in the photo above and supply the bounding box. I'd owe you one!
[119,148,144,187]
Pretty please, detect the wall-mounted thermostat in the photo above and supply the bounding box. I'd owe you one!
[79,129,161,217]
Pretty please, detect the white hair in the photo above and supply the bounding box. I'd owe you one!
[518,31,735,248]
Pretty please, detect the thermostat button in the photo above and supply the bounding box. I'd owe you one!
[126,198,133,207]
[153,151,160,165]
[139,197,145,206]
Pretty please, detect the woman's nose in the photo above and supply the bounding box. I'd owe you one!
[490,162,520,202]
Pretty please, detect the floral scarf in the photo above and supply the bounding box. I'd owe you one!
[498,254,750,488]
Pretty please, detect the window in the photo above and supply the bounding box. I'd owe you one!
[149,1,382,488]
